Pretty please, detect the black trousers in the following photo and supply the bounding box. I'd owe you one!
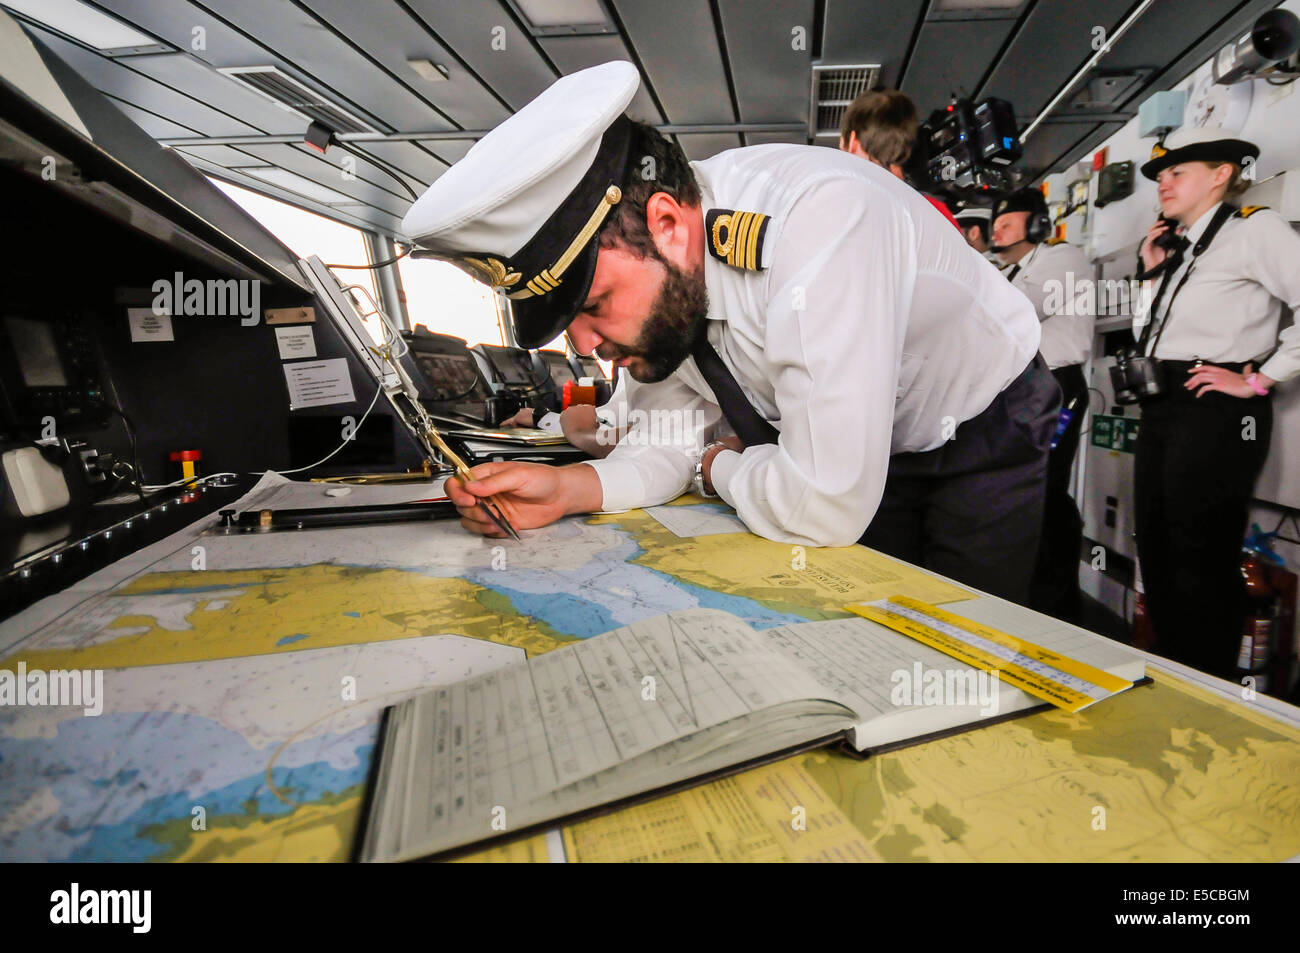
[1134,360,1272,678]
[859,353,1061,605]
[1029,363,1089,620]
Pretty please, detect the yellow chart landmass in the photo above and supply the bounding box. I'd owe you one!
[592,507,973,616]
[4,565,574,673]
[802,670,1300,862]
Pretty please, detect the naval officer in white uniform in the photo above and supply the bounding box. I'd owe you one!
[1130,127,1300,677]
[406,62,1059,603]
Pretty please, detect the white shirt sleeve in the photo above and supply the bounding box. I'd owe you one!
[710,174,912,547]
[584,371,723,512]
[1248,213,1300,384]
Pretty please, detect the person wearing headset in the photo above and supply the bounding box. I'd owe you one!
[1132,126,1300,678]
[992,188,1094,621]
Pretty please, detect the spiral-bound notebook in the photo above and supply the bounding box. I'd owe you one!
[354,607,1145,862]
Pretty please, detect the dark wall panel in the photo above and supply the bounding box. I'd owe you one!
[403,0,557,111]
[610,0,732,125]
[821,0,926,87]
[979,0,1134,119]
[717,0,815,123]
[902,19,1016,116]
[296,0,512,129]
[538,34,664,123]
[30,28,265,137]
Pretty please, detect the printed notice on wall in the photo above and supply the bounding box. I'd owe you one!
[283,358,356,410]
[275,325,317,359]
[127,308,174,342]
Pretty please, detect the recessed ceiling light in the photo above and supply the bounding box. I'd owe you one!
[407,59,449,82]
[933,0,1024,9]
[511,0,613,35]
[1,0,167,54]
[235,167,356,206]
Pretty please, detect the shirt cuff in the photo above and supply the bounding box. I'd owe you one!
[1259,355,1299,385]
[584,456,649,513]
[709,449,743,505]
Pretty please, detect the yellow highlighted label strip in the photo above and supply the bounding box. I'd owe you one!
[846,596,1131,713]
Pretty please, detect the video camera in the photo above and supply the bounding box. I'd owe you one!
[915,97,1022,197]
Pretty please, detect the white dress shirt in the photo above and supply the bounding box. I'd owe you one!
[1133,201,1300,381]
[1003,240,1095,369]
[586,144,1042,547]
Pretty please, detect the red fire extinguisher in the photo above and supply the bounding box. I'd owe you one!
[1237,525,1287,695]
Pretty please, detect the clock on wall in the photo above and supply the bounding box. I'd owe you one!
[1184,61,1253,132]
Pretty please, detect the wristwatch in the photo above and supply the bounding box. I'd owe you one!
[693,440,728,498]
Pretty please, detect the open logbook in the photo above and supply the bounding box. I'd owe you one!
[354,607,1144,862]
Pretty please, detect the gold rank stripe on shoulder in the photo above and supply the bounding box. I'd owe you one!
[705,208,770,271]
[1046,237,1067,245]
[1236,205,1268,219]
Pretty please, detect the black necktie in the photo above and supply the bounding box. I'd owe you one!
[690,330,779,447]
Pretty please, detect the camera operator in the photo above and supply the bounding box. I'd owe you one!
[1129,127,1300,677]
[992,188,1093,620]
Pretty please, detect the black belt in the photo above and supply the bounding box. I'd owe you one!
[1141,359,1268,406]
[1156,358,1251,374]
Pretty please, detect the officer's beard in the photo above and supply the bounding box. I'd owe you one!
[599,248,710,384]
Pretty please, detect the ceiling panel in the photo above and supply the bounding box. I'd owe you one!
[232,143,412,218]
[196,0,455,132]
[979,0,1134,120]
[1043,119,1125,176]
[175,143,261,167]
[109,52,310,135]
[902,18,1016,117]
[10,0,1279,237]
[820,0,926,86]
[416,139,478,165]
[29,26,266,137]
[537,35,664,123]
[402,0,557,111]
[183,157,404,237]
[676,132,742,161]
[1017,120,1101,178]
[609,0,731,125]
[90,0,279,67]
[294,0,512,129]
[353,141,448,189]
[111,99,203,139]
[717,0,815,123]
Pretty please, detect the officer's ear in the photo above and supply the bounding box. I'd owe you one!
[644,191,692,264]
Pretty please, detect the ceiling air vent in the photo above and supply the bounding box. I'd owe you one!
[219,66,378,135]
[809,64,881,140]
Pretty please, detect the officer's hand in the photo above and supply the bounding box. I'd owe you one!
[499,407,535,428]
[559,404,600,439]
[446,461,568,536]
[1140,219,1172,272]
[1185,362,1268,400]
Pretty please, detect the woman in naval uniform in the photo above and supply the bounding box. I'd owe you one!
[1132,126,1300,678]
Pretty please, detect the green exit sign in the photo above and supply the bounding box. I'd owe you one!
[1090,414,1139,454]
